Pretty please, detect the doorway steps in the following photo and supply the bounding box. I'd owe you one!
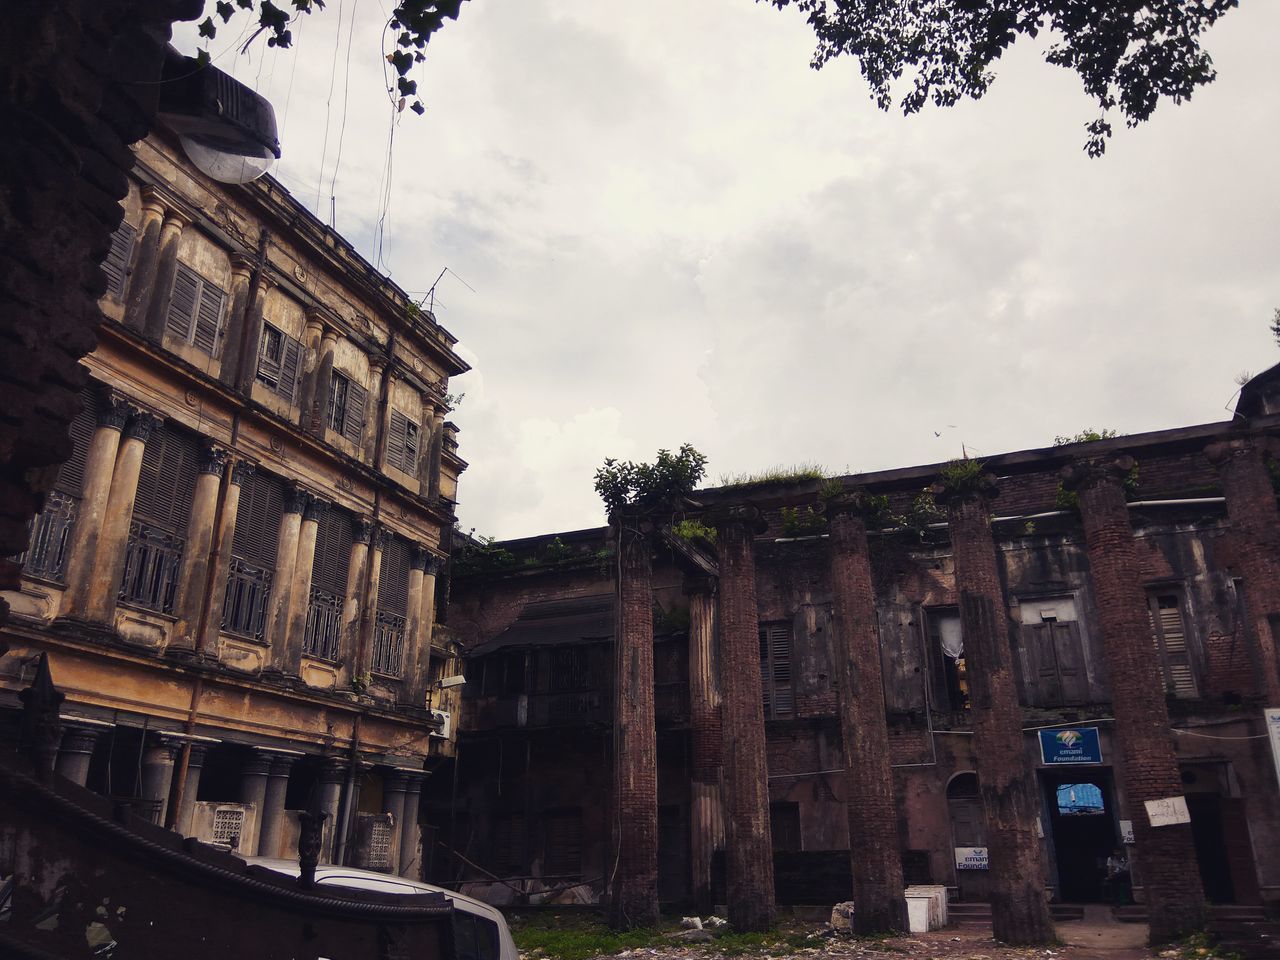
[1113,905,1279,960]
[947,902,1085,928]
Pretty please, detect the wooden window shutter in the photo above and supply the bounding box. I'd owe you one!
[232,469,284,567]
[770,624,794,717]
[1013,624,1041,706]
[543,811,583,877]
[1149,593,1198,698]
[53,389,98,497]
[343,381,367,445]
[388,410,409,472]
[311,507,354,595]
[759,626,772,717]
[166,265,201,340]
[257,325,283,386]
[192,281,225,354]
[1052,621,1089,705]
[378,534,411,615]
[102,221,136,299]
[132,423,200,533]
[278,335,302,402]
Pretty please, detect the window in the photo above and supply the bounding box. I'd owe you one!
[255,323,303,402]
[543,810,583,877]
[1014,598,1088,707]
[490,813,526,876]
[927,608,968,712]
[372,535,411,676]
[165,263,226,355]
[211,807,246,850]
[102,220,137,300]
[222,469,282,641]
[23,390,96,583]
[305,507,354,661]
[386,410,421,475]
[759,622,794,719]
[327,371,367,445]
[1147,590,1199,698]
[770,802,802,852]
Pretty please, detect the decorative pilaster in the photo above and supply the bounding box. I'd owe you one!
[610,512,659,930]
[827,493,906,933]
[365,358,388,464]
[709,504,775,933]
[1063,456,1205,942]
[341,520,373,675]
[279,495,325,676]
[170,443,228,654]
[85,409,160,624]
[62,391,130,616]
[427,408,446,500]
[234,272,277,396]
[141,206,194,344]
[199,459,253,657]
[685,573,724,916]
[404,544,429,706]
[356,526,386,678]
[265,484,308,672]
[1205,436,1280,704]
[121,187,168,333]
[934,473,1054,945]
[304,326,339,437]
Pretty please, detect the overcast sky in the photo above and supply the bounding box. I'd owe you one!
[174,1,1280,540]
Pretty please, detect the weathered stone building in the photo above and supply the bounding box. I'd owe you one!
[427,372,1280,941]
[1,129,469,876]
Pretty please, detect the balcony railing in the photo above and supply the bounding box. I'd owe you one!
[119,522,184,614]
[304,586,343,661]
[222,557,273,641]
[371,610,406,677]
[23,491,78,583]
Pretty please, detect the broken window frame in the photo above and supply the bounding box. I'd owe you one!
[758,621,794,720]
[1146,586,1200,699]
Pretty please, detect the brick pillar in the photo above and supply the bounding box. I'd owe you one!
[685,573,725,916]
[1064,457,1205,942]
[265,484,307,670]
[400,771,426,878]
[170,443,227,653]
[54,725,100,787]
[1205,437,1280,705]
[611,514,659,929]
[61,392,129,616]
[85,409,161,624]
[198,459,251,657]
[827,494,905,933]
[710,505,775,933]
[936,475,1054,945]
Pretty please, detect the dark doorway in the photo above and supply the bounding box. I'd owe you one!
[657,804,689,905]
[1042,771,1116,902]
[1187,795,1235,904]
[947,773,989,902]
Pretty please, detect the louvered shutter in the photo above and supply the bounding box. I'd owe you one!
[102,221,136,299]
[192,281,225,354]
[132,423,200,533]
[770,624,794,717]
[378,534,411,616]
[343,382,367,445]
[233,469,284,567]
[1149,593,1198,698]
[759,627,772,717]
[278,335,302,402]
[53,390,98,496]
[311,507,354,595]
[166,266,201,340]
[388,411,408,472]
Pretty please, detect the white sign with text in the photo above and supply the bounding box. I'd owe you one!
[1266,708,1280,790]
[1144,796,1191,827]
[954,847,989,870]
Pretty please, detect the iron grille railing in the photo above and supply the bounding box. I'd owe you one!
[23,492,78,582]
[371,610,406,676]
[118,521,184,614]
[304,586,343,661]
[221,557,273,641]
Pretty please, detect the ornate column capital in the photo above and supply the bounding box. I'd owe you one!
[1060,454,1136,493]
[96,391,132,431]
[284,484,310,515]
[354,517,375,544]
[373,525,390,551]
[59,725,100,756]
[267,755,295,778]
[383,768,411,794]
[124,410,162,443]
[410,543,430,571]
[303,495,329,523]
[199,443,229,477]
[228,252,256,280]
[231,459,257,487]
[320,758,347,785]
[1204,434,1280,468]
[241,750,273,778]
[928,465,999,506]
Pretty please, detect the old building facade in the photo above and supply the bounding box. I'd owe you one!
[1,130,469,877]
[427,379,1280,939]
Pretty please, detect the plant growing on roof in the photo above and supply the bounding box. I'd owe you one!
[671,518,717,545]
[1053,428,1121,446]
[935,457,989,498]
[593,444,708,519]
[780,505,826,536]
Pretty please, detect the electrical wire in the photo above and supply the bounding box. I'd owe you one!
[326,0,362,228]
[314,0,347,217]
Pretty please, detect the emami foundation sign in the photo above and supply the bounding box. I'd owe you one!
[954,847,989,870]
[1038,727,1103,765]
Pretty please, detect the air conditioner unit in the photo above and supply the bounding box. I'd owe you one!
[428,709,452,739]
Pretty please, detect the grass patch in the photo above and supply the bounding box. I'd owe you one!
[714,464,827,490]
[508,914,669,960]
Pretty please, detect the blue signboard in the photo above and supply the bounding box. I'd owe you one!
[1039,727,1103,765]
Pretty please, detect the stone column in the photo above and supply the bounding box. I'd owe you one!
[199,460,252,657]
[399,771,426,879]
[710,505,775,933]
[141,207,194,344]
[427,408,446,500]
[382,769,409,875]
[319,758,346,863]
[62,392,129,617]
[1064,457,1205,942]
[174,743,208,837]
[121,187,168,333]
[292,309,326,427]
[279,496,325,676]
[357,527,386,678]
[403,545,429,707]
[342,520,373,673]
[170,443,228,654]
[216,254,257,389]
[935,475,1054,945]
[54,725,100,786]
[233,273,277,396]
[239,749,272,855]
[610,513,659,930]
[416,399,438,491]
[140,736,180,826]
[375,366,396,472]
[85,409,160,624]
[1205,437,1280,705]
[258,754,295,858]
[827,494,906,933]
[685,574,725,916]
[304,326,338,437]
[365,358,387,464]
[265,485,307,672]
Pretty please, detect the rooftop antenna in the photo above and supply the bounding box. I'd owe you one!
[423,266,476,314]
